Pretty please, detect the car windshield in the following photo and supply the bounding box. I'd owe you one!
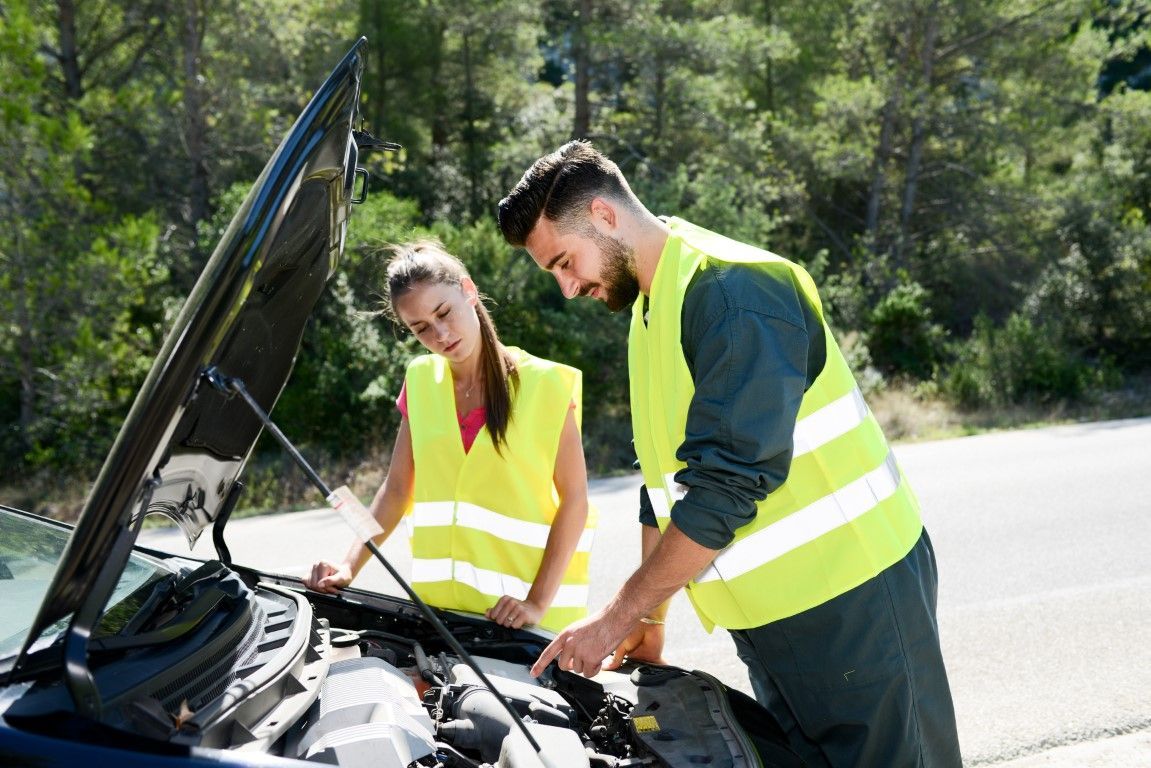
[0,510,168,664]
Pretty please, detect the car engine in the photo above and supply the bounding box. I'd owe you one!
[285,582,768,768]
[4,557,773,768]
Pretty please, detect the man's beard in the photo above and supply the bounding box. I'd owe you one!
[590,229,640,312]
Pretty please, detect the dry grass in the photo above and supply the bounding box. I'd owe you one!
[871,373,1151,444]
[868,386,966,443]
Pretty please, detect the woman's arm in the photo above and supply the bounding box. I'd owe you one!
[304,417,416,593]
[487,405,590,628]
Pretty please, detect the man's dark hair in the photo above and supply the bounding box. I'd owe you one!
[498,140,634,246]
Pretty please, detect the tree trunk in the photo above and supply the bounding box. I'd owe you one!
[462,28,479,219]
[652,53,665,150]
[865,96,897,238]
[13,239,37,445]
[182,0,210,238]
[430,22,448,149]
[865,22,914,246]
[573,0,592,138]
[56,0,83,99]
[763,0,774,115]
[363,0,386,133]
[897,1,939,266]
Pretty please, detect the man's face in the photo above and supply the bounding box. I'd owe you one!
[524,215,639,312]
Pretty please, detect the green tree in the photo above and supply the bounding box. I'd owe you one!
[772,1,1097,318]
[1,0,167,476]
[269,189,429,455]
[359,0,546,222]
[31,0,360,288]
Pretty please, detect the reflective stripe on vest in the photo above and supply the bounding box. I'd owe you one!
[696,452,900,582]
[405,349,594,633]
[629,218,922,630]
[409,500,596,553]
[644,385,872,520]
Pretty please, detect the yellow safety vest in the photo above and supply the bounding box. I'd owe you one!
[405,347,595,633]
[629,218,923,631]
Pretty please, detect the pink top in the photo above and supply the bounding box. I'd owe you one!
[396,381,487,453]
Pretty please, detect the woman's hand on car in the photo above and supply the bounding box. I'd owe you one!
[486,595,544,629]
[304,560,353,593]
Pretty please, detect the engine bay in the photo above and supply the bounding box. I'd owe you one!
[3,555,775,768]
[286,573,767,768]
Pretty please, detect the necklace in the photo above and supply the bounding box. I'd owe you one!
[456,379,480,423]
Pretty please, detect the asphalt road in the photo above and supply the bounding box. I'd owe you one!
[139,416,1151,766]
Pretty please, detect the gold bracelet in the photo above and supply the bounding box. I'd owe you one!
[639,616,665,625]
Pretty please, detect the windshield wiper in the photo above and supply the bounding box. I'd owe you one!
[91,562,233,653]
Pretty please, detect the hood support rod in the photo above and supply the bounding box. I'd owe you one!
[63,476,158,720]
[202,366,543,756]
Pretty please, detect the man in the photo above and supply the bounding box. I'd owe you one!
[497,140,962,767]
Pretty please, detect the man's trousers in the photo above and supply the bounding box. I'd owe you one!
[729,528,962,767]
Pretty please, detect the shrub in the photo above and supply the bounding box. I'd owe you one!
[866,282,946,381]
[942,313,1097,408]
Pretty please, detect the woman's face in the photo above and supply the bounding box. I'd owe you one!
[393,278,482,363]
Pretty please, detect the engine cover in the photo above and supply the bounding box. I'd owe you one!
[285,656,436,767]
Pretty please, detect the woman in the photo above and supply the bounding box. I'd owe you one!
[305,240,595,632]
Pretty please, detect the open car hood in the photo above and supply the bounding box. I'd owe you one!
[18,39,368,659]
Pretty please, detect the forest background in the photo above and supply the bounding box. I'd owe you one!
[3,0,1150,518]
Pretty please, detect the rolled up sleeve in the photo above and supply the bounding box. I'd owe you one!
[670,264,819,550]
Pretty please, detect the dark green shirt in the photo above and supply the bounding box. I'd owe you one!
[637,259,827,550]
